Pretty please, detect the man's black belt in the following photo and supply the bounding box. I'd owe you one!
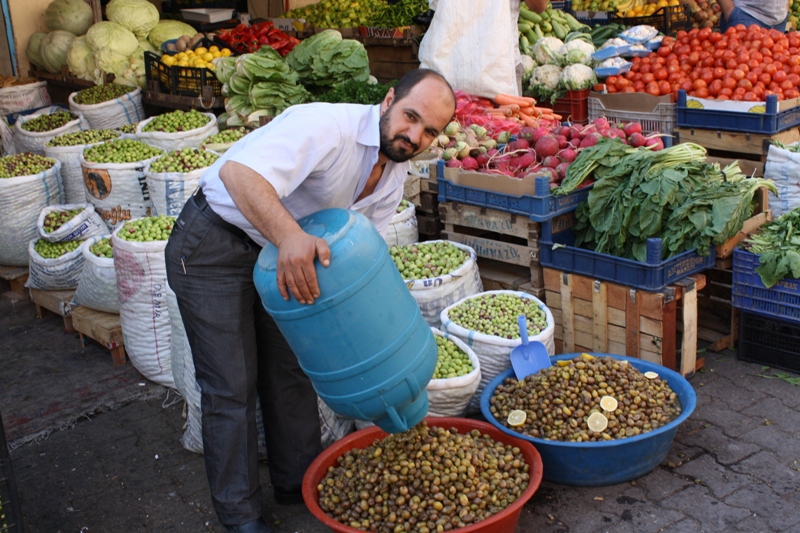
[193,188,250,242]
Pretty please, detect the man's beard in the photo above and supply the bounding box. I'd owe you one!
[379,111,419,163]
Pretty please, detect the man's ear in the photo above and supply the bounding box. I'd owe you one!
[381,87,395,113]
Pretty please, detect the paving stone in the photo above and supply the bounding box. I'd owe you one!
[694,377,765,411]
[730,451,800,496]
[659,484,751,532]
[724,482,800,531]
[728,514,779,533]
[680,426,761,465]
[653,517,703,533]
[660,441,706,468]
[688,399,762,440]
[674,454,753,498]
[739,424,800,454]
[635,467,693,502]
[741,397,800,433]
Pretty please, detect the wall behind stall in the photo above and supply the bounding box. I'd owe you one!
[1,0,13,76]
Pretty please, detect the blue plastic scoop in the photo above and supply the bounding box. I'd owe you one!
[510,315,551,380]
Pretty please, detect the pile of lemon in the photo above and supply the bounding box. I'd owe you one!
[159,46,232,70]
[618,0,681,17]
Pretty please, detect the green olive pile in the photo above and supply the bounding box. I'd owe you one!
[0,153,55,178]
[43,208,83,233]
[447,294,547,339]
[390,242,468,280]
[46,129,120,147]
[117,123,138,134]
[20,111,77,132]
[83,139,163,164]
[142,109,210,133]
[317,421,530,532]
[203,127,248,145]
[489,355,682,442]
[149,148,219,173]
[396,199,411,214]
[433,336,473,379]
[34,238,84,259]
[90,238,113,258]
[73,84,137,105]
[117,215,175,242]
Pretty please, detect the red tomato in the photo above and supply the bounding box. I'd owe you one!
[634,81,646,91]
[719,87,734,97]
[709,79,723,96]
[764,63,777,75]
[760,73,773,86]
[723,77,738,90]
[782,80,796,91]
[695,87,710,98]
[658,80,671,95]
[616,77,630,89]
[646,81,661,96]
[717,94,730,100]
[701,70,715,84]
[732,69,746,81]
[655,68,669,81]
[746,72,759,85]
[743,91,757,101]
[784,88,800,99]
[662,36,675,46]
[658,46,671,57]
[693,78,708,90]
[680,80,694,92]
[624,86,637,93]
[642,72,655,83]
[738,79,754,90]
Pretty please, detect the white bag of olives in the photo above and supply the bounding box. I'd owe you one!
[440,290,556,413]
[14,106,90,155]
[135,111,219,152]
[37,203,107,243]
[144,149,218,216]
[381,202,418,248]
[25,237,86,290]
[73,235,119,314]
[427,328,481,417]
[68,88,145,130]
[45,129,121,203]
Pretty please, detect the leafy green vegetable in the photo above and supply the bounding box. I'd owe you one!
[285,30,370,88]
[314,79,395,105]
[744,207,800,288]
[770,140,800,153]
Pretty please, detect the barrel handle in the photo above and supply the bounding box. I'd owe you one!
[384,406,408,432]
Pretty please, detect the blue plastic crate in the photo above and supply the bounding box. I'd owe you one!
[435,161,591,222]
[677,90,800,135]
[538,221,715,291]
[731,248,800,324]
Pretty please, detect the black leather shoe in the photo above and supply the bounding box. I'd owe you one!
[224,518,274,533]
[273,485,304,505]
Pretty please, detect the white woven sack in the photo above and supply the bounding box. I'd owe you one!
[15,106,90,155]
[144,161,205,216]
[73,234,119,313]
[45,135,121,203]
[0,81,50,115]
[427,328,481,417]
[381,204,419,247]
[111,225,174,388]
[80,152,159,231]
[135,113,218,152]
[167,288,188,397]
[25,238,85,290]
[764,143,800,218]
[319,398,355,449]
[440,290,555,413]
[0,161,62,266]
[68,88,145,130]
[1,118,15,155]
[37,203,106,243]
[403,241,483,329]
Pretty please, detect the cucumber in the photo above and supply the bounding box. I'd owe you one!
[519,8,543,23]
[524,28,538,44]
[551,20,568,40]
[541,21,553,34]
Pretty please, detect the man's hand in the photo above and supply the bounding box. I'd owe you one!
[276,230,331,305]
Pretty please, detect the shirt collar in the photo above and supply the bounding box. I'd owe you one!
[357,104,382,147]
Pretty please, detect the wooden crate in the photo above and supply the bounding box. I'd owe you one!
[71,306,126,366]
[30,288,76,333]
[477,259,546,300]
[0,266,29,303]
[361,38,420,85]
[673,126,800,163]
[404,172,421,206]
[544,268,706,377]
[690,266,738,352]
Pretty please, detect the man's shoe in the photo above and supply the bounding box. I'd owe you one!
[273,485,305,505]
[224,518,274,533]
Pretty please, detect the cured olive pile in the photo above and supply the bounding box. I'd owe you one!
[317,421,530,532]
[34,238,84,259]
[390,241,468,280]
[0,153,55,177]
[433,336,473,379]
[46,129,119,147]
[489,355,682,442]
[447,294,547,339]
[142,109,210,133]
[90,238,113,258]
[42,208,83,233]
[73,84,136,105]
[20,111,77,132]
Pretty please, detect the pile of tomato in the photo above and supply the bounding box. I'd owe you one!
[603,24,800,102]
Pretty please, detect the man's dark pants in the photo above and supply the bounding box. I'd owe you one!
[164,191,322,526]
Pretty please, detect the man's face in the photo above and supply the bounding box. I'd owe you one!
[378,78,455,163]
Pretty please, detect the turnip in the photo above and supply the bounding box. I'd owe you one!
[532,126,551,144]
[629,132,647,148]
[444,122,460,136]
[460,156,479,171]
[534,135,560,159]
[558,147,577,163]
[497,131,511,144]
[543,155,560,169]
[517,151,536,169]
[556,162,570,180]
[645,136,665,151]
[519,126,536,141]
[556,135,569,149]
[436,134,450,147]
[445,140,456,149]
[580,132,602,149]
[445,158,463,168]
[623,122,643,137]
[442,147,458,161]
[469,124,488,139]
[456,141,471,158]
[454,132,467,143]
[480,138,498,150]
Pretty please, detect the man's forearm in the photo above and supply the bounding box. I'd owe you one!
[524,0,548,13]
[718,0,734,18]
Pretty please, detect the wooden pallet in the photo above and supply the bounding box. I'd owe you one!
[544,268,706,377]
[689,266,738,352]
[477,259,546,300]
[70,306,126,366]
[30,288,76,333]
[0,266,29,303]
[673,126,800,162]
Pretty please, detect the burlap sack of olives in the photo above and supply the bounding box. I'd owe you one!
[68,86,145,130]
[14,106,90,155]
[427,328,482,417]
[73,235,119,313]
[144,148,219,216]
[25,236,86,290]
[37,203,106,243]
[135,110,218,152]
[381,201,418,247]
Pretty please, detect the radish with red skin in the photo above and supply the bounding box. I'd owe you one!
[445,159,463,168]
[519,126,535,140]
[557,125,571,137]
[532,126,552,144]
[556,162,570,180]
[508,139,530,151]
[509,156,521,169]
[534,135,560,159]
[543,155,560,169]
[540,167,559,183]
[629,132,647,148]
[623,122,643,137]
[487,148,499,157]
[556,135,569,149]
[645,136,664,150]
[568,124,584,139]
[592,117,609,129]
[476,153,490,167]
[607,128,626,141]
[517,151,536,169]
[460,156,479,171]
[580,132,602,149]
[558,148,577,163]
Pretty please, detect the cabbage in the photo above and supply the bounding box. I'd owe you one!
[39,30,77,73]
[148,20,197,49]
[138,39,157,54]
[26,32,48,69]
[86,21,139,57]
[214,56,237,84]
[113,48,147,89]
[45,0,94,36]
[66,36,101,84]
[106,0,160,40]
[94,49,131,76]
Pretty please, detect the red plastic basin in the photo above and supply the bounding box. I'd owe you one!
[301,417,544,533]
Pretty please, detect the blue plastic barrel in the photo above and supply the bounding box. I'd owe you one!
[253,208,437,434]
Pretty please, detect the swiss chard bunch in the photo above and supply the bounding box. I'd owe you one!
[744,208,800,288]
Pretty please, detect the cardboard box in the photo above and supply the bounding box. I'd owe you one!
[441,166,549,197]
[685,94,800,114]
[269,17,308,32]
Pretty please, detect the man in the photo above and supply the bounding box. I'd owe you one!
[164,69,456,533]
[718,0,788,32]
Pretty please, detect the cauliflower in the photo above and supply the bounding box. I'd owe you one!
[532,36,563,65]
[530,64,562,91]
[559,64,597,91]
[521,54,537,88]
[558,39,596,66]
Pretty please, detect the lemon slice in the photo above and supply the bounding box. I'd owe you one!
[581,353,594,359]
[600,396,618,412]
[587,412,608,433]
[556,360,571,367]
[644,371,659,380]
[507,410,527,427]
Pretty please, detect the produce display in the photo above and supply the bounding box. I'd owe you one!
[163,32,205,52]
[157,44,229,70]
[433,336,473,379]
[74,84,136,107]
[83,139,163,163]
[90,237,113,258]
[447,294,548,338]
[117,123,138,134]
[390,241,468,280]
[526,33,598,102]
[285,0,428,29]
[743,208,800,288]
[689,0,721,29]
[395,199,411,214]
[518,4,589,54]
[20,111,77,132]
[285,30,370,88]
[615,0,683,17]
[316,421,530,530]
[42,208,83,233]
[142,109,210,133]
[314,79,394,105]
[215,21,300,56]
[46,129,120,147]
[488,354,682,441]
[148,148,219,173]
[117,215,176,242]
[0,153,56,178]
[33,238,84,258]
[202,127,249,146]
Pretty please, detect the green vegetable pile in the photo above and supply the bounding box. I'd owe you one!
[203,127,249,146]
[447,294,548,339]
[285,30,370,88]
[285,0,427,29]
[73,83,137,105]
[568,139,778,262]
[34,238,84,259]
[90,237,113,258]
[20,111,77,132]
[743,208,800,288]
[46,129,120,147]
[149,148,218,173]
[142,109,210,133]
[395,199,411,214]
[0,153,56,177]
[83,139,163,163]
[117,123,138,134]
[433,335,473,379]
[43,208,83,233]
[117,215,176,242]
[314,79,394,105]
[390,241,468,280]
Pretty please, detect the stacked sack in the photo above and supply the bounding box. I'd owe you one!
[14,106,90,155]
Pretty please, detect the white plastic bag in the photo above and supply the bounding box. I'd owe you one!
[0,81,51,115]
[15,106,90,155]
[68,88,145,130]
[427,328,481,417]
[112,224,174,388]
[380,204,419,247]
[0,161,62,266]
[25,238,85,290]
[73,234,119,313]
[135,113,218,152]
[144,163,205,216]
[764,143,800,218]
[440,290,555,412]
[37,203,106,243]
[80,152,158,230]
[45,136,120,203]
[404,241,483,328]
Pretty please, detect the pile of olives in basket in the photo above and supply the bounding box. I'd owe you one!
[390,241,467,280]
[447,293,547,339]
[433,336,473,379]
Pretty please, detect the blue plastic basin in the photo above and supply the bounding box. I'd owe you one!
[480,353,696,486]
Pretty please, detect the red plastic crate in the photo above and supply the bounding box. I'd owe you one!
[553,89,589,124]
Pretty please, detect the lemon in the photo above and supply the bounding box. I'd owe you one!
[221,48,232,57]
[587,412,608,432]
[206,63,216,71]
[185,50,196,57]
[211,51,221,58]
[209,46,219,53]
[557,360,571,367]
[600,396,618,412]
[160,54,171,62]
[177,60,189,67]
[507,410,527,427]
[202,52,214,62]
[581,353,594,359]
[195,46,208,55]
[644,371,659,380]
[162,56,176,66]
[175,52,187,60]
